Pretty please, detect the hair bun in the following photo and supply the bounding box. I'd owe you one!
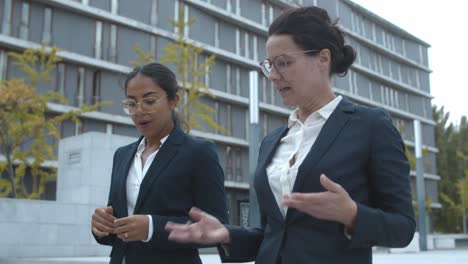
[334,45,356,76]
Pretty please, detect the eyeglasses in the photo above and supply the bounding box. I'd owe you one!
[121,96,167,115]
[259,49,320,77]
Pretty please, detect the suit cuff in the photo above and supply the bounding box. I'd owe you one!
[142,215,153,242]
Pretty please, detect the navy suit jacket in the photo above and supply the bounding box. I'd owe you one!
[94,126,227,264]
[219,98,415,264]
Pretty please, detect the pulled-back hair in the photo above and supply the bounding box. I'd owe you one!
[124,62,181,127]
[268,6,356,76]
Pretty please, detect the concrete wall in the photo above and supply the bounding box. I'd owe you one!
[0,132,136,257]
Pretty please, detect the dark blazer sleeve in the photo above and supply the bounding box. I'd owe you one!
[218,215,265,263]
[93,148,119,246]
[217,136,274,262]
[349,108,416,248]
[147,140,228,249]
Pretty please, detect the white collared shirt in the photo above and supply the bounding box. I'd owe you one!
[266,96,342,216]
[126,135,168,241]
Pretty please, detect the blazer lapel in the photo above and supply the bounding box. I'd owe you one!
[286,98,355,220]
[133,127,184,214]
[256,126,289,222]
[117,139,141,218]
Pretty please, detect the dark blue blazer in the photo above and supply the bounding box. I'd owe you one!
[219,98,415,264]
[94,126,227,264]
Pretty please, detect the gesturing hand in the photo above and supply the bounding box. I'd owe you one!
[283,174,357,230]
[165,207,230,244]
[114,215,149,242]
[92,206,115,237]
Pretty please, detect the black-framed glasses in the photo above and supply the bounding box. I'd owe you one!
[259,49,320,77]
[121,96,167,115]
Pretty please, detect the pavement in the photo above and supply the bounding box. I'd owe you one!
[2,250,468,264]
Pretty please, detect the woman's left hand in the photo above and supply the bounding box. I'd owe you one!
[114,215,149,242]
[283,174,357,231]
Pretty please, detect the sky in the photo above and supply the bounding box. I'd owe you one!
[350,0,467,125]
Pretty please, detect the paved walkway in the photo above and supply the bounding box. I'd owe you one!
[2,250,468,264]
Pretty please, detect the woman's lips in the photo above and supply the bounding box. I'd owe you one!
[138,121,151,128]
[279,87,291,94]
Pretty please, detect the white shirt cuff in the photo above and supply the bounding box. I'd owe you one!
[142,215,153,242]
[344,227,352,240]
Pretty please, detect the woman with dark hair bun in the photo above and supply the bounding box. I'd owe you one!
[91,62,227,264]
[166,6,415,264]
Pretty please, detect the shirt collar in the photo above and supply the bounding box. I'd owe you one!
[288,95,343,128]
[136,134,170,154]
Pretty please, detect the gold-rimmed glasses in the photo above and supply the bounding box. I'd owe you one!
[121,96,167,115]
[259,49,320,77]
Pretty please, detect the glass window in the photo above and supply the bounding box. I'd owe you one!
[76,67,85,107]
[109,24,117,63]
[94,21,103,59]
[111,0,118,14]
[2,0,12,35]
[56,63,66,96]
[0,50,7,80]
[119,0,151,24]
[92,70,101,105]
[43,7,52,45]
[19,1,30,40]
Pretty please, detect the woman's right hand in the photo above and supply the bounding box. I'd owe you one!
[165,207,230,244]
[91,206,116,237]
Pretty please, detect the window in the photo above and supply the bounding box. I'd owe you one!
[268,6,275,25]
[75,119,82,136]
[183,4,189,38]
[214,21,219,48]
[150,0,158,26]
[371,23,376,42]
[92,70,101,105]
[235,67,241,96]
[56,63,66,95]
[226,0,232,13]
[19,1,30,40]
[213,102,219,133]
[111,0,118,14]
[204,58,210,88]
[226,64,231,93]
[150,35,157,61]
[261,75,268,103]
[109,24,118,62]
[234,0,240,16]
[76,67,85,107]
[235,29,240,55]
[94,21,103,59]
[252,35,258,61]
[261,3,267,26]
[262,113,268,138]
[227,104,232,133]
[395,90,399,108]
[225,146,233,180]
[234,147,242,181]
[43,7,53,45]
[244,32,249,59]
[0,50,6,80]
[2,0,12,35]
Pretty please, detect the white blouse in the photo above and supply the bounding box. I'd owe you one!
[126,135,168,241]
[266,96,342,216]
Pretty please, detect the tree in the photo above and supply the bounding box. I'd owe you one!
[158,5,229,134]
[433,106,468,233]
[0,44,110,199]
[130,43,153,67]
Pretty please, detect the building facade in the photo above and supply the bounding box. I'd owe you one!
[0,0,439,229]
